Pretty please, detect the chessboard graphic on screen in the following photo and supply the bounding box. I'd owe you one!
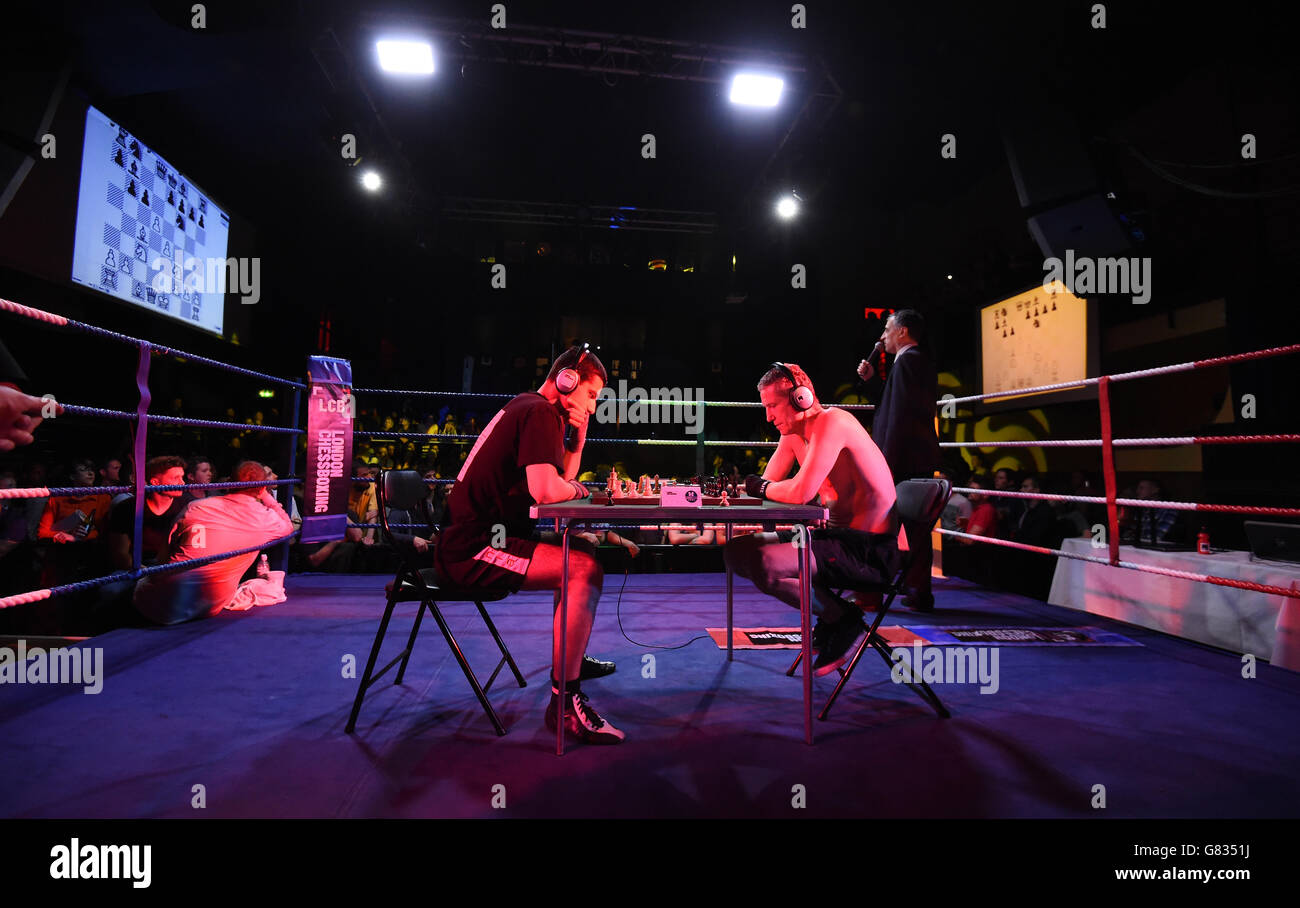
[980,281,1088,401]
[70,105,230,336]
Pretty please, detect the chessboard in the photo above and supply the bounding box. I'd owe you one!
[70,106,230,334]
[589,495,763,506]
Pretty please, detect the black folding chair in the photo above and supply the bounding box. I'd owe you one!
[345,470,526,737]
[786,478,953,721]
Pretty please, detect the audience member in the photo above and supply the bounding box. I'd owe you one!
[106,456,190,569]
[132,460,294,625]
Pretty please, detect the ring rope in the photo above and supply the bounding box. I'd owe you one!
[1,297,305,389]
[937,528,1300,600]
[0,530,300,611]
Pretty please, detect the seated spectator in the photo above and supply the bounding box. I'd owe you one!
[993,467,1024,529]
[962,475,999,544]
[132,460,295,625]
[1125,477,1185,545]
[1052,479,1091,539]
[106,456,191,569]
[38,458,111,543]
[263,464,300,528]
[185,454,214,500]
[938,465,971,531]
[1012,474,1057,546]
[98,457,123,487]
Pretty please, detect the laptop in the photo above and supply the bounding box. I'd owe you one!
[1245,521,1300,565]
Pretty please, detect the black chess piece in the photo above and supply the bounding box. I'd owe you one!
[180,183,187,197]
[198,215,204,228]
[1033,307,1038,316]
[188,206,195,221]
[141,189,150,207]
[126,180,137,197]
[199,198,206,212]
[1002,329,1007,338]
[176,213,185,229]
[1010,326,1015,335]
[167,190,175,206]
[178,199,184,214]
[113,148,124,167]
[129,139,141,159]
[1051,301,1057,311]
[1034,319,1040,328]
[1025,311,1029,319]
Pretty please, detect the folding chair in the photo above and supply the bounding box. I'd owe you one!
[786,477,953,721]
[345,470,526,737]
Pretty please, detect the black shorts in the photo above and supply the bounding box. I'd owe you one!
[434,533,597,593]
[435,536,540,593]
[777,527,901,590]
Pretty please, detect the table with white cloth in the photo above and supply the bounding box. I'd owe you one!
[1048,537,1300,658]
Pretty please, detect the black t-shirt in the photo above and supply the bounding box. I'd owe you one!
[439,392,565,561]
[108,494,190,564]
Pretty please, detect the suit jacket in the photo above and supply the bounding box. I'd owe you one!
[872,346,941,481]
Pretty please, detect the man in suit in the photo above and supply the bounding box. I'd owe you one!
[857,309,941,610]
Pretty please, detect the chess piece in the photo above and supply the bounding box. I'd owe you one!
[167,190,175,206]
[176,213,185,229]
[189,206,196,221]
[126,180,137,197]
[113,148,124,167]
[1051,301,1056,311]
[653,474,660,493]
[198,215,204,228]
[1034,319,1040,328]
[141,189,150,206]
[1010,326,1015,335]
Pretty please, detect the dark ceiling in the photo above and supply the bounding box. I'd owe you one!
[2,0,1297,392]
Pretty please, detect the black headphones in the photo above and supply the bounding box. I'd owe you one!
[555,343,590,395]
[769,362,815,411]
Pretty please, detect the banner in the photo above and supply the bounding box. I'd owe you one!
[300,356,354,543]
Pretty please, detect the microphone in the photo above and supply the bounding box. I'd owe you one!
[565,422,580,452]
[857,341,884,381]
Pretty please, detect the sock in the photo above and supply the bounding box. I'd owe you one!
[551,677,581,696]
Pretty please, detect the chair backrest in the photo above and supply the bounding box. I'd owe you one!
[377,470,436,543]
[895,478,953,528]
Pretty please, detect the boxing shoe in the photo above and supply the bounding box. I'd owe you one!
[813,612,867,676]
[545,689,626,745]
[578,653,617,680]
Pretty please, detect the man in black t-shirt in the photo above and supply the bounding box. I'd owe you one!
[436,345,625,745]
[107,456,191,569]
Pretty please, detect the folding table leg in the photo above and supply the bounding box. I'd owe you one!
[725,523,734,661]
[800,524,813,745]
[557,521,571,756]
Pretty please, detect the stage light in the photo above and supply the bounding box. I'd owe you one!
[729,73,784,107]
[776,196,798,219]
[361,171,382,191]
[377,40,435,75]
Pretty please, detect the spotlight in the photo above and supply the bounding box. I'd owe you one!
[361,171,382,191]
[776,196,798,219]
[377,40,435,75]
[729,73,784,107]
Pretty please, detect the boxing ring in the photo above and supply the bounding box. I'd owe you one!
[4,294,1298,663]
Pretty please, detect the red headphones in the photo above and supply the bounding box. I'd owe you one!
[555,343,589,395]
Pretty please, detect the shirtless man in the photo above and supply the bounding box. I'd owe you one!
[724,362,902,674]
